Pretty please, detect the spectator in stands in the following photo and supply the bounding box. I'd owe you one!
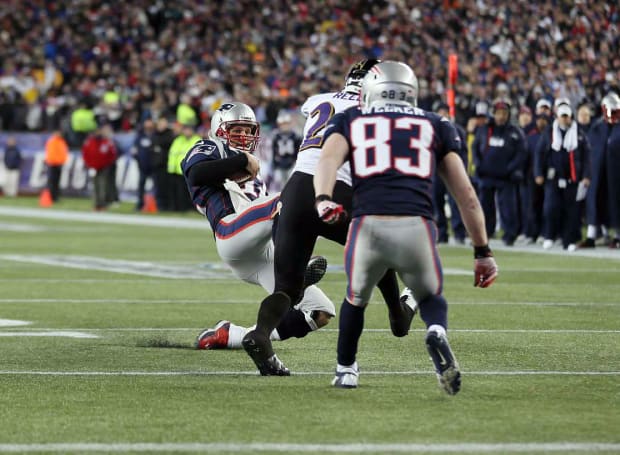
[44,130,69,202]
[176,95,198,129]
[557,68,587,112]
[2,136,22,197]
[167,123,200,212]
[0,1,617,142]
[576,102,593,133]
[70,100,97,148]
[534,103,591,251]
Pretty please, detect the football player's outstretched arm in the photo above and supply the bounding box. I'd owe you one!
[439,152,487,246]
[314,133,348,197]
[313,133,349,224]
[439,151,498,288]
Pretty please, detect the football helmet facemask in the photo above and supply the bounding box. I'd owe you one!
[343,59,381,94]
[359,60,418,109]
[210,102,260,153]
[601,92,620,124]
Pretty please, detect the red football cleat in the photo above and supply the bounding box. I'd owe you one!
[195,320,230,350]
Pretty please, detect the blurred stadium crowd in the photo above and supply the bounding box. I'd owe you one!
[1,0,619,249]
[0,0,618,133]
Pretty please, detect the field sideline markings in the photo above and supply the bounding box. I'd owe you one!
[2,327,619,334]
[2,205,620,260]
[0,370,618,376]
[0,254,234,280]
[0,331,98,339]
[0,442,619,453]
[0,298,618,307]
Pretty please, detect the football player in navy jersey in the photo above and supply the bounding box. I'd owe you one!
[313,61,498,394]
[181,102,335,353]
[241,60,417,377]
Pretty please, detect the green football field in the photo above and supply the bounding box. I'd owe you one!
[0,198,619,454]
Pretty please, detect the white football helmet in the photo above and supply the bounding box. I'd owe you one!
[360,61,418,109]
[209,102,260,152]
[601,92,620,124]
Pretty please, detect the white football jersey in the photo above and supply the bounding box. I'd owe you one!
[293,91,359,185]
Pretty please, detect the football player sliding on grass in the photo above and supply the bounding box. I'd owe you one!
[181,103,336,349]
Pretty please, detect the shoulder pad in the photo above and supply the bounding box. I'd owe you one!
[185,139,224,161]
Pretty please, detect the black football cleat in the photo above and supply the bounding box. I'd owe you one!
[425,330,461,395]
[389,288,418,337]
[242,330,290,376]
[303,256,328,289]
[577,238,595,249]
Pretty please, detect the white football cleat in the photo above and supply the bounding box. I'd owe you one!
[332,362,359,388]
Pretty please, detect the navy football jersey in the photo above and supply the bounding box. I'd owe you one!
[272,130,301,170]
[324,103,462,219]
[181,139,267,230]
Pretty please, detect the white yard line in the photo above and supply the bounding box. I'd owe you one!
[0,442,619,453]
[0,207,208,230]
[0,255,234,280]
[0,370,617,376]
[1,327,619,334]
[2,206,619,259]
[0,298,618,307]
[0,331,98,338]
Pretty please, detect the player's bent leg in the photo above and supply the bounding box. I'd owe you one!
[333,298,367,388]
[277,284,335,339]
[416,293,460,395]
[425,325,461,395]
[377,269,415,337]
[243,292,292,376]
[389,287,418,337]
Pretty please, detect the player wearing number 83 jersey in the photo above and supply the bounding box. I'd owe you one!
[314,60,498,393]
[326,98,460,219]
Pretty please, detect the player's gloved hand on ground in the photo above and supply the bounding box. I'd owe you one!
[315,195,346,224]
[473,245,498,288]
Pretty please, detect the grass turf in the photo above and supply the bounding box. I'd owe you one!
[0,197,619,453]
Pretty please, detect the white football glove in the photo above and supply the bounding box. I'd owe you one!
[315,197,346,224]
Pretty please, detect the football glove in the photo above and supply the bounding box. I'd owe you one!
[473,245,498,288]
[315,195,346,224]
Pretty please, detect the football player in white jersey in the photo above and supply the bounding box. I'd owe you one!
[181,102,335,351]
[241,60,417,376]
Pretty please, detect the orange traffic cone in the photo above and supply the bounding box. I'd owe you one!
[39,189,53,208]
[141,193,158,213]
